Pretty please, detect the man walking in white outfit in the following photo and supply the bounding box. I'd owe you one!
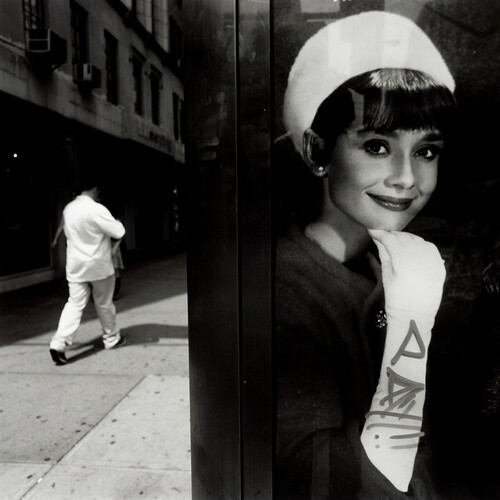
[50,180,126,365]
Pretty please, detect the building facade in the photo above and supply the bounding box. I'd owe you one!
[0,0,184,292]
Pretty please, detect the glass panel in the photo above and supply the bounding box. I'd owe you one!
[272,1,500,498]
[0,148,51,276]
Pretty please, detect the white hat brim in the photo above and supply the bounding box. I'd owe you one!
[283,11,455,154]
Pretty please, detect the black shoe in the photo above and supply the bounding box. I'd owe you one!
[106,336,126,350]
[50,349,68,365]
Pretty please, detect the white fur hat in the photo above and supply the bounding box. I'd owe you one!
[283,11,455,155]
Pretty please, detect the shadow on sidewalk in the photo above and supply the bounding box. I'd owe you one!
[64,323,188,364]
[0,253,187,346]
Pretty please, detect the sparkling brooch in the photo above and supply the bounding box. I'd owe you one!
[375,309,387,329]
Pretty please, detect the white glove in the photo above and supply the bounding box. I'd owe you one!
[368,230,446,318]
[361,230,446,492]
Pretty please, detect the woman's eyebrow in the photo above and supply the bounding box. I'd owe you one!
[356,129,398,138]
[421,131,444,141]
[356,130,444,141]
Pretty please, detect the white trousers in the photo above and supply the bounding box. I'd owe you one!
[50,275,121,351]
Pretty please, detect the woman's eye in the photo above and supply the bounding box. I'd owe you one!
[364,141,389,155]
[415,145,441,161]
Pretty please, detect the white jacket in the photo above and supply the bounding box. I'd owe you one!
[63,195,125,282]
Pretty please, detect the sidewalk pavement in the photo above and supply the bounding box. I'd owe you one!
[0,252,191,500]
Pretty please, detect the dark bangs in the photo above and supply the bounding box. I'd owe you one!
[355,69,457,132]
[311,68,457,148]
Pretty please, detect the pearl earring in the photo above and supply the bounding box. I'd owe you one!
[312,165,327,178]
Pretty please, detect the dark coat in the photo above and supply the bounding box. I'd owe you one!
[275,227,445,499]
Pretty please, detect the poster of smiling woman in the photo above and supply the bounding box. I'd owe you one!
[272,2,500,499]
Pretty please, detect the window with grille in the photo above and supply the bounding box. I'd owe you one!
[22,0,45,30]
[70,0,88,64]
[140,0,159,36]
[169,16,183,66]
[105,31,118,104]
[173,92,184,143]
[149,0,157,36]
[132,50,144,115]
[150,66,161,125]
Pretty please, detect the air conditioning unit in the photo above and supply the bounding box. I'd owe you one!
[27,29,51,52]
[26,29,67,69]
[74,63,102,88]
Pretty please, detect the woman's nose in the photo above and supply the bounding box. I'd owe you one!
[385,154,415,189]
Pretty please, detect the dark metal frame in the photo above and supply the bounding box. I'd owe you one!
[185,0,273,498]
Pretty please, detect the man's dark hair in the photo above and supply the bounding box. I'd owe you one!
[80,175,101,192]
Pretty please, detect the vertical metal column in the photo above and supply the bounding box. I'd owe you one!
[237,2,273,498]
[185,1,273,499]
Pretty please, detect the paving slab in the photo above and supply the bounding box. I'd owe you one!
[0,373,142,463]
[62,375,190,470]
[0,464,52,500]
[22,465,191,500]
[22,375,191,500]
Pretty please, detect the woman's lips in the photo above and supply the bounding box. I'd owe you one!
[367,193,414,212]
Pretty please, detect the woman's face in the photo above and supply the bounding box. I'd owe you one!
[327,127,443,232]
